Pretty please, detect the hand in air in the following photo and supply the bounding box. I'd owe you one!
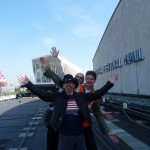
[17,75,29,84]
[40,57,49,69]
[109,73,118,84]
[51,47,59,58]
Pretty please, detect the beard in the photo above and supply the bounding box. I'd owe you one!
[65,85,73,95]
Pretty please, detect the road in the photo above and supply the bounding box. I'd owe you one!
[0,97,149,150]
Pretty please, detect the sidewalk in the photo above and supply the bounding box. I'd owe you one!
[105,119,150,150]
[0,95,16,101]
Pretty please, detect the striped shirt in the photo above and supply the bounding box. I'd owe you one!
[66,98,79,114]
[60,95,84,135]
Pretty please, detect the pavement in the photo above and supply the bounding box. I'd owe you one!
[0,97,150,150]
[100,93,150,150]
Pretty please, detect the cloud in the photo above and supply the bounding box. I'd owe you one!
[41,37,57,48]
[60,4,103,38]
[72,24,101,37]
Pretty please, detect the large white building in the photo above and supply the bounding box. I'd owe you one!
[93,0,150,96]
[32,55,82,84]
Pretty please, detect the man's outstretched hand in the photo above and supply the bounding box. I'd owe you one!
[101,109,113,120]
[109,73,118,84]
[40,57,49,69]
[17,75,29,84]
[51,47,59,58]
[108,131,120,143]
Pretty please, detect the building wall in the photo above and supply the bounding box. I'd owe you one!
[32,55,82,84]
[93,0,150,96]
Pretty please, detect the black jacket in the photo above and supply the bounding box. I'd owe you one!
[25,81,114,130]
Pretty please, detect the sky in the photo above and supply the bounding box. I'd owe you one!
[0,0,119,86]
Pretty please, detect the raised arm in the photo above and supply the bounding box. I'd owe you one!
[92,101,119,143]
[40,47,63,86]
[43,67,62,86]
[17,75,55,102]
[92,101,110,133]
[51,47,63,75]
[101,109,113,120]
[40,57,49,70]
[86,73,118,101]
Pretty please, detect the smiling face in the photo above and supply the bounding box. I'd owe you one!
[63,81,75,95]
[75,73,84,84]
[85,74,95,89]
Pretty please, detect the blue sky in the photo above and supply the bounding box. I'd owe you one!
[0,0,119,86]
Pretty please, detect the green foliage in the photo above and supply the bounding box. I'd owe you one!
[0,91,16,96]
[0,89,31,96]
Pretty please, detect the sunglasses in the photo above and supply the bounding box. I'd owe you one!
[75,76,84,80]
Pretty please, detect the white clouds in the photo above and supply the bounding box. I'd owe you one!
[54,4,103,38]
[0,0,119,86]
[46,2,104,38]
[41,37,57,48]
[72,24,101,37]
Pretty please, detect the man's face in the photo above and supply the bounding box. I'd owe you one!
[63,81,75,94]
[75,73,84,84]
[85,74,95,88]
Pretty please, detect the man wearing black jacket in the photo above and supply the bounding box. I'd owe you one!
[17,73,118,150]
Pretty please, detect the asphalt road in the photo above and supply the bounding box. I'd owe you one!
[0,97,149,150]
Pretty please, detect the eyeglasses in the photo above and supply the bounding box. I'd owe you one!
[75,76,84,80]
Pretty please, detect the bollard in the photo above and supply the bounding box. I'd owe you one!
[123,102,128,109]
[102,97,106,102]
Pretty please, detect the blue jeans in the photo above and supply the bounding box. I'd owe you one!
[58,134,86,150]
